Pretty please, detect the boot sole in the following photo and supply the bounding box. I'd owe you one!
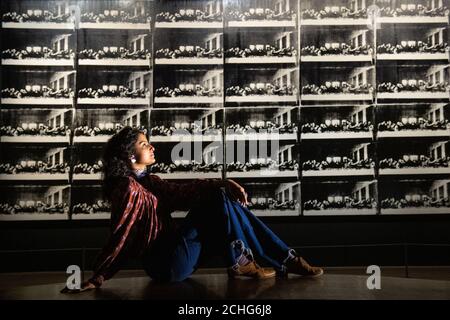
[228,272,276,280]
[277,269,324,279]
[297,269,324,278]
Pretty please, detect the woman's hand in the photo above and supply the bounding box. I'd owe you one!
[60,281,98,294]
[225,179,249,206]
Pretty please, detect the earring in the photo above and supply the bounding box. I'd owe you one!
[130,155,136,164]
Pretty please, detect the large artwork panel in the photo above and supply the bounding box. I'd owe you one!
[1,0,449,221]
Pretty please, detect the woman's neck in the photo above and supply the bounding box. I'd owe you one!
[133,168,147,178]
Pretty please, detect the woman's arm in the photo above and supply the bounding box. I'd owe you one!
[89,178,158,285]
[224,179,249,206]
[141,174,248,212]
[61,177,159,293]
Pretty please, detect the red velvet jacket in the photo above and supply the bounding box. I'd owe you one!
[89,174,224,286]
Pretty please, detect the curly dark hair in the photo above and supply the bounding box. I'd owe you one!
[102,126,146,198]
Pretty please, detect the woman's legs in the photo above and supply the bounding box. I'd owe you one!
[167,225,203,282]
[221,191,323,278]
[167,188,300,282]
[167,188,248,282]
[222,190,297,272]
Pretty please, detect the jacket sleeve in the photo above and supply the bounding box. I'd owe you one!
[89,177,158,286]
[141,174,225,212]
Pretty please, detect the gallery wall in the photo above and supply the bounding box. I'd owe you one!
[1,0,450,224]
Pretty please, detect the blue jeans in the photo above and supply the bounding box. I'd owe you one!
[144,188,295,282]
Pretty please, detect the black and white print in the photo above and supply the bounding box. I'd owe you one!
[1,0,449,220]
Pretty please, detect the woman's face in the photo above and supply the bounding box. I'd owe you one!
[133,133,156,167]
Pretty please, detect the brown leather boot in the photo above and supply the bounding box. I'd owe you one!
[228,261,276,279]
[284,256,324,278]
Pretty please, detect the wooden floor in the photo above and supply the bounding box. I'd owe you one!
[1,267,449,300]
